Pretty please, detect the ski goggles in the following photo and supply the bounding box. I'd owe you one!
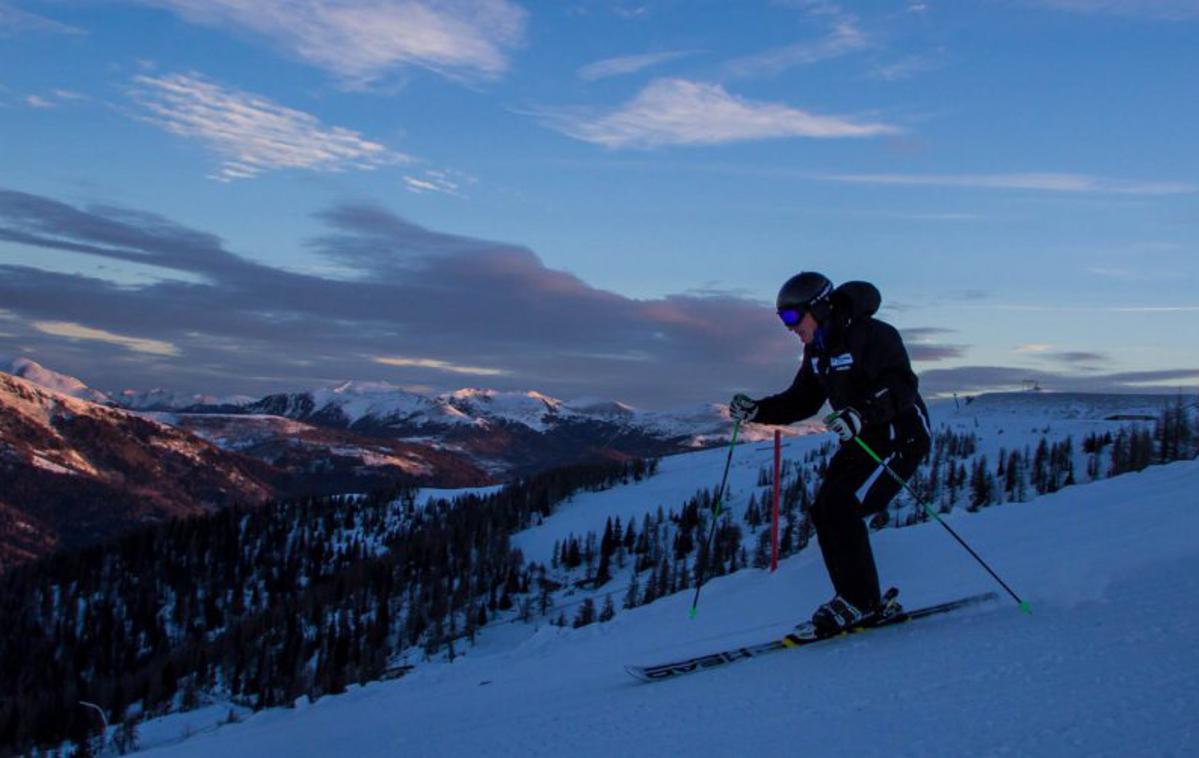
[777,307,805,327]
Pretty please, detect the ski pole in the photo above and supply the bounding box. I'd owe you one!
[851,435,1031,614]
[689,419,742,619]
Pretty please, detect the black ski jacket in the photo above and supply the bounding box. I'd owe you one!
[753,281,930,444]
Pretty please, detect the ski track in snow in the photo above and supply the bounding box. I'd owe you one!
[141,457,1199,758]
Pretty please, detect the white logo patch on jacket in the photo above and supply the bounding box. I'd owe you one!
[830,353,854,371]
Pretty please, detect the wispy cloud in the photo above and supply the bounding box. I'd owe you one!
[902,327,967,362]
[819,172,1197,195]
[374,356,509,376]
[534,78,900,149]
[403,169,474,198]
[0,189,802,406]
[577,50,697,81]
[869,54,941,82]
[974,305,1199,314]
[23,89,86,109]
[725,20,867,78]
[724,1,868,79]
[1048,350,1109,366]
[920,365,1199,396]
[1016,344,1109,367]
[1029,1,1199,20]
[32,321,179,356]
[0,3,85,35]
[1088,266,1187,282]
[128,72,410,181]
[131,0,527,83]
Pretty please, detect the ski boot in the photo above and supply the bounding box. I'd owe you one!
[793,588,902,640]
[873,587,903,623]
[792,595,866,640]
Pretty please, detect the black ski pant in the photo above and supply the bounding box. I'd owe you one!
[810,427,930,611]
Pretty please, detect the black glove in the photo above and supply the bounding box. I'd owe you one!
[729,393,759,423]
[824,407,862,442]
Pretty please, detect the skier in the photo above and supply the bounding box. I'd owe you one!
[728,272,931,637]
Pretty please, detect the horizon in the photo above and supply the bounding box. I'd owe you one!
[5,354,1198,414]
[2,1,1197,410]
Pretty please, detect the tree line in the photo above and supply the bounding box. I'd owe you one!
[0,459,655,755]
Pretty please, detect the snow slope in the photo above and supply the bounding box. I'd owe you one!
[139,453,1199,757]
[3,357,111,404]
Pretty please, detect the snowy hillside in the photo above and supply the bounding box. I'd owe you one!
[0,371,282,569]
[124,400,1199,757]
[241,380,803,444]
[3,357,111,404]
[114,388,254,412]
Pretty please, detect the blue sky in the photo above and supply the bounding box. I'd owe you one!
[1,0,1197,408]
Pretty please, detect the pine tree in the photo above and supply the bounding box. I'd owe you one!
[623,573,640,609]
[753,529,772,569]
[598,595,615,623]
[594,545,612,587]
[1032,438,1049,494]
[572,598,596,628]
[968,456,994,509]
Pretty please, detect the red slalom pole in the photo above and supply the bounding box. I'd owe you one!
[771,429,780,572]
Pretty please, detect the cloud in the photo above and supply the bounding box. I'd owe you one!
[374,356,509,376]
[128,72,410,180]
[403,169,473,198]
[902,328,966,362]
[909,344,967,362]
[869,55,940,82]
[0,188,800,407]
[724,19,868,78]
[1048,351,1109,365]
[818,172,1196,195]
[23,89,86,109]
[577,50,697,81]
[1088,266,1187,282]
[920,365,1199,396]
[1029,1,1199,20]
[534,78,900,148]
[31,321,180,356]
[1014,347,1111,370]
[969,304,1199,314]
[0,3,85,35]
[132,0,527,83]
[903,327,958,339]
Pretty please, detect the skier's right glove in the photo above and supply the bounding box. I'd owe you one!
[825,408,862,442]
[729,394,759,423]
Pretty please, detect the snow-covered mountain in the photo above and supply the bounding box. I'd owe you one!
[0,371,279,569]
[0,370,493,569]
[114,387,254,412]
[240,381,771,441]
[176,381,812,476]
[113,400,1199,757]
[3,357,112,404]
[166,382,1194,478]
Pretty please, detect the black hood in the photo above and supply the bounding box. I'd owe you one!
[830,281,881,321]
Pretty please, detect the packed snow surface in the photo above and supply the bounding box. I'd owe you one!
[140,449,1199,757]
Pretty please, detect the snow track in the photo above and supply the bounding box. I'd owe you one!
[144,459,1199,757]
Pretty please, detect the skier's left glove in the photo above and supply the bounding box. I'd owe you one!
[729,393,759,423]
[825,408,862,442]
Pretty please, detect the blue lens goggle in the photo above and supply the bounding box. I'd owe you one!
[777,308,804,326]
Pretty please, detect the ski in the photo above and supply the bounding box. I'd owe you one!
[625,591,998,683]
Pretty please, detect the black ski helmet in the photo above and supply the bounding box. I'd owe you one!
[776,271,834,323]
